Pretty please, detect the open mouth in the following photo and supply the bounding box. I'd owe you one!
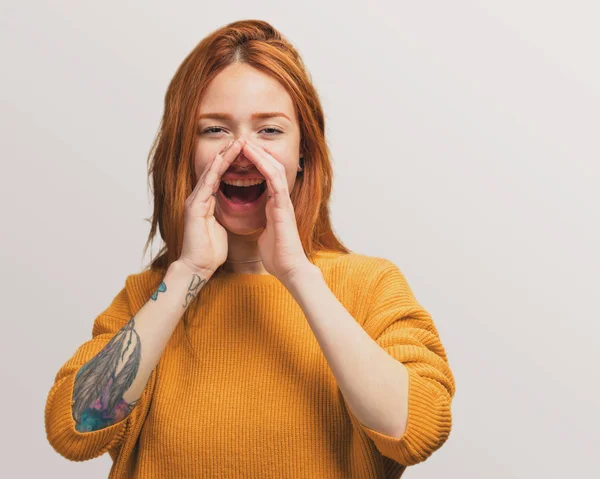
[219,179,267,204]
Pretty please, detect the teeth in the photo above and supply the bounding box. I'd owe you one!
[222,179,265,187]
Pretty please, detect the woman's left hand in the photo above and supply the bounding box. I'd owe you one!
[241,141,313,283]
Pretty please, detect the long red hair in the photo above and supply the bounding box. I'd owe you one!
[141,19,352,279]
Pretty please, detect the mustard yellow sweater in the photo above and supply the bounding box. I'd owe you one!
[45,251,455,478]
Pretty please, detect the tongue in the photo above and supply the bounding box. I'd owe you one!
[225,183,264,204]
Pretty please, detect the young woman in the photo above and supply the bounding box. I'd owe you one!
[45,19,455,478]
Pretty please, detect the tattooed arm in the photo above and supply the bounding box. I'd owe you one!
[71,260,210,432]
[45,260,212,461]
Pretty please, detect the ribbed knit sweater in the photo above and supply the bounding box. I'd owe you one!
[45,251,455,478]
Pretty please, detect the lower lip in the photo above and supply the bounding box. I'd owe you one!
[217,184,268,213]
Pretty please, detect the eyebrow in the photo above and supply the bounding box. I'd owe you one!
[197,111,292,122]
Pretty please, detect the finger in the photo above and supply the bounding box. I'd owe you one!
[199,136,247,203]
[262,146,294,207]
[259,145,291,196]
[189,152,221,203]
[196,137,246,204]
[195,140,234,194]
[189,138,237,203]
[189,157,216,202]
[242,141,288,206]
[214,136,248,181]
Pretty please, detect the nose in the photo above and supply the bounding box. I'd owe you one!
[234,156,252,168]
[228,150,255,172]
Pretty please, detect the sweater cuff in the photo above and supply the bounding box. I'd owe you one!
[351,367,452,467]
[44,368,129,462]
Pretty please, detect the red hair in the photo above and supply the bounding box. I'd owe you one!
[142,19,352,278]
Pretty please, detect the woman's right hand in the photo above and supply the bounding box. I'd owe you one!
[179,135,247,277]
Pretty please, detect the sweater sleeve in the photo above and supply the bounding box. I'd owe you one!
[44,279,149,462]
[346,260,456,467]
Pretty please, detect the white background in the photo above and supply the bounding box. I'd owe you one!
[1,1,598,477]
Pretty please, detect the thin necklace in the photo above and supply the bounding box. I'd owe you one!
[224,258,262,263]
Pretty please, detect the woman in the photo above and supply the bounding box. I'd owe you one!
[44,19,455,478]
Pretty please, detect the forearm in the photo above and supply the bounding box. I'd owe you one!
[72,260,211,432]
[282,266,409,439]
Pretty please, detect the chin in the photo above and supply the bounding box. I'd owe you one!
[216,213,266,236]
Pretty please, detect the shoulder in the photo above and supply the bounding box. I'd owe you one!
[315,250,399,282]
[314,250,410,302]
[314,251,420,323]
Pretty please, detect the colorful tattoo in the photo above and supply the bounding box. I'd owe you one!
[72,317,142,432]
[151,281,167,300]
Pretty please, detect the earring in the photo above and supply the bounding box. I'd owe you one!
[298,156,305,172]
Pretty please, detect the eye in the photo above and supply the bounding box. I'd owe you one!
[202,127,225,134]
[260,127,283,136]
[201,126,283,136]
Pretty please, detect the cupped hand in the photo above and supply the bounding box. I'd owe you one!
[179,136,247,276]
[240,141,315,282]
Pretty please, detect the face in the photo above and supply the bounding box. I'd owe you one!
[194,62,302,235]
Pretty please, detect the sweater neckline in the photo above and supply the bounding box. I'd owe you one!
[208,270,282,285]
[207,250,339,285]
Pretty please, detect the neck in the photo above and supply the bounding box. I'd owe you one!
[222,231,270,275]
[222,260,269,275]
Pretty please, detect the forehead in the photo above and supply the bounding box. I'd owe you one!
[199,63,296,121]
